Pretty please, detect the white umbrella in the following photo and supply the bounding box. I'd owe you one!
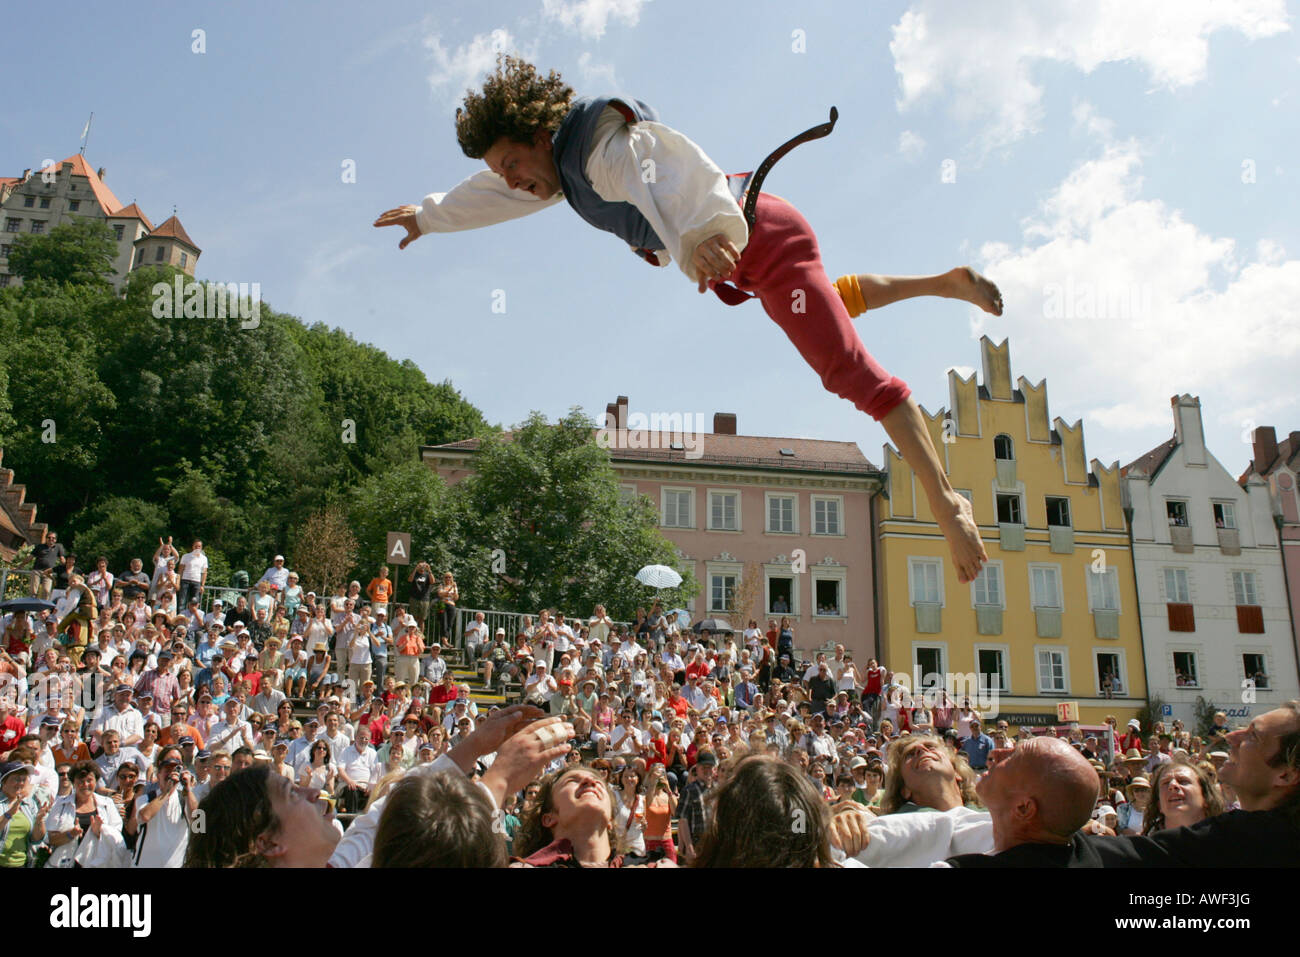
[635,564,682,589]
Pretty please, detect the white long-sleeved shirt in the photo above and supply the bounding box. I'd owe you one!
[327,752,498,868]
[415,105,748,283]
[832,806,994,868]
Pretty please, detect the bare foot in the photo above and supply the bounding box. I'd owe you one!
[934,493,989,584]
[948,266,1003,316]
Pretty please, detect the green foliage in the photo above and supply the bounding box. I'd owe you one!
[1135,694,1167,736]
[71,497,171,571]
[1192,696,1221,740]
[457,409,697,617]
[6,218,118,288]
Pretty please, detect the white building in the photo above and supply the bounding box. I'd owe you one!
[1123,395,1299,729]
[0,155,199,290]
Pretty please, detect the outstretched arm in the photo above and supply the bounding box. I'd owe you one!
[374,170,564,249]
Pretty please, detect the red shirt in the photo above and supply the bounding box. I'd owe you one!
[647,738,667,767]
[362,713,390,747]
[864,667,884,696]
[0,716,26,757]
[668,696,689,719]
[428,684,458,707]
[685,661,710,681]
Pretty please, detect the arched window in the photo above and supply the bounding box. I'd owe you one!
[994,434,1014,461]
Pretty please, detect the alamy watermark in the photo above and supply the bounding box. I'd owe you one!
[151,276,261,329]
[595,410,706,460]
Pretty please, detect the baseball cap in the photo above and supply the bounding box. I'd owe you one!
[178,736,196,747]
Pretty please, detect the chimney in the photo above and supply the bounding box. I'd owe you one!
[1251,426,1278,475]
[1170,394,1206,466]
[96,166,106,181]
[713,412,737,435]
[1290,431,1300,457]
[21,168,30,181]
[616,395,628,431]
[604,402,618,430]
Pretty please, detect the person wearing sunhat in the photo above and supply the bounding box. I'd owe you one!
[0,761,49,867]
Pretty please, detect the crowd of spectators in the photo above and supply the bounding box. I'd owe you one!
[1,534,1297,868]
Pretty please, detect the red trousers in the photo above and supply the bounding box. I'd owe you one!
[712,192,910,421]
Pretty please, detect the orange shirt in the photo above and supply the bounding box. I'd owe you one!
[644,793,673,840]
[367,578,393,603]
[52,741,92,765]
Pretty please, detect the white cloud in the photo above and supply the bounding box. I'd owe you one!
[898,129,926,160]
[578,51,618,89]
[973,124,1300,448]
[425,29,518,99]
[890,0,1289,150]
[542,0,647,39]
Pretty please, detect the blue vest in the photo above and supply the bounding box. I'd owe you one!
[551,96,666,252]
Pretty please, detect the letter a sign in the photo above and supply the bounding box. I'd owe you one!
[386,532,411,565]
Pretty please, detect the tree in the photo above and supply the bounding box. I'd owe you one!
[458,409,697,618]
[7,218,118,288]
[730,561,763,631]
[291,506,359,595]
[71,497,171,573]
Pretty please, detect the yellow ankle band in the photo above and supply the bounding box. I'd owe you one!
[834,274,867,317]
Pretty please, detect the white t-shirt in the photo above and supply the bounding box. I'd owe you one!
[178,551,208,584]
[133,787,191,868]
[339,743,378,788]
[834,806,994,867]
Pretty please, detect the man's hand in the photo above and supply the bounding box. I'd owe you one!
[692,233,741,293]
[480,716,573,808]
[829,804,872,857]
[447,703,546,773]
[374,206,422,250]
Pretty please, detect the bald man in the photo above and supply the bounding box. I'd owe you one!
[946,737,1105,867]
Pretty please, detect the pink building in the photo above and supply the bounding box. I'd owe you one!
[1242,427,1300,682]
[422,396,883,661]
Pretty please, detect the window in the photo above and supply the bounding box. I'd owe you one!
[909,559,942,605]
[1046,497,1071,527]
[1030,565,1062,609]
[1096,652,1124,696]
[154,246,165,262]
[954,488,973,505]
[4,219,20,233]
[1232,570,1259,606]
[812,496,842,535]
[1088,567,1120,611]
[1172,651,1199,688]
[814,578,841,616]
[662,489,693,529]
[68,200,80,212]
[971,563,1003,607]
[38,197,50,209]
[113,225,124,241]
[708,491,739,531]
[180,252,188,268]
[710,573,736,612]
[996,493,1023,524]
[994,434,1014,460]
[1036,648,1068,693]
[1164,568,1190,603]
[22,196,34,208]
[915,646,945,687]
[1213,502,1236,529]
[976,646,1009,693]
[1243,653,1270,689]
[767,494,795,533]
[0,274,9,288]
[1166,500,1189,527]
[768,576,793,615]
[134,248,144,266]
[618,483,638,504]
[0,245,9,258]
[30,221,45,234]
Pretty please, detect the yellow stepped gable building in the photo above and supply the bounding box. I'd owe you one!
[876,337,1146,728]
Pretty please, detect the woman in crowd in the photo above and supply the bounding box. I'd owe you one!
[305,642,336,697]
[0,763,50,868]
[436,572,459,644]
[209,674,230,707]
[173,666,196,711]
[512,765,619,867]
[1142,761,1224,835]
[1117,775,1152,835]
[693,755,836,867]
[258,637,285,692]
[137,721,162,769]
[298,740,336,794]
[643,764,677,862]
[46,760,126,868]
[612,765,647,863]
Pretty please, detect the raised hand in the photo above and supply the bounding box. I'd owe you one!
[374,206,422,250]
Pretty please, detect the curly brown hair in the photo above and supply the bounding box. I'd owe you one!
[455,54,576,159]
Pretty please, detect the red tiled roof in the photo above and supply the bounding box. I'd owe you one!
[109,202,154,230]
[39,155,123,217]
[427,430,878,473]
[0,177,20,187]
[149,214,200,252]
[1122,436,1176,479]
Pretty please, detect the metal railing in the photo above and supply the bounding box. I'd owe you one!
[454,607,635,648]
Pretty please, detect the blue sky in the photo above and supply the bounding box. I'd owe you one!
[4,0,1298,475]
